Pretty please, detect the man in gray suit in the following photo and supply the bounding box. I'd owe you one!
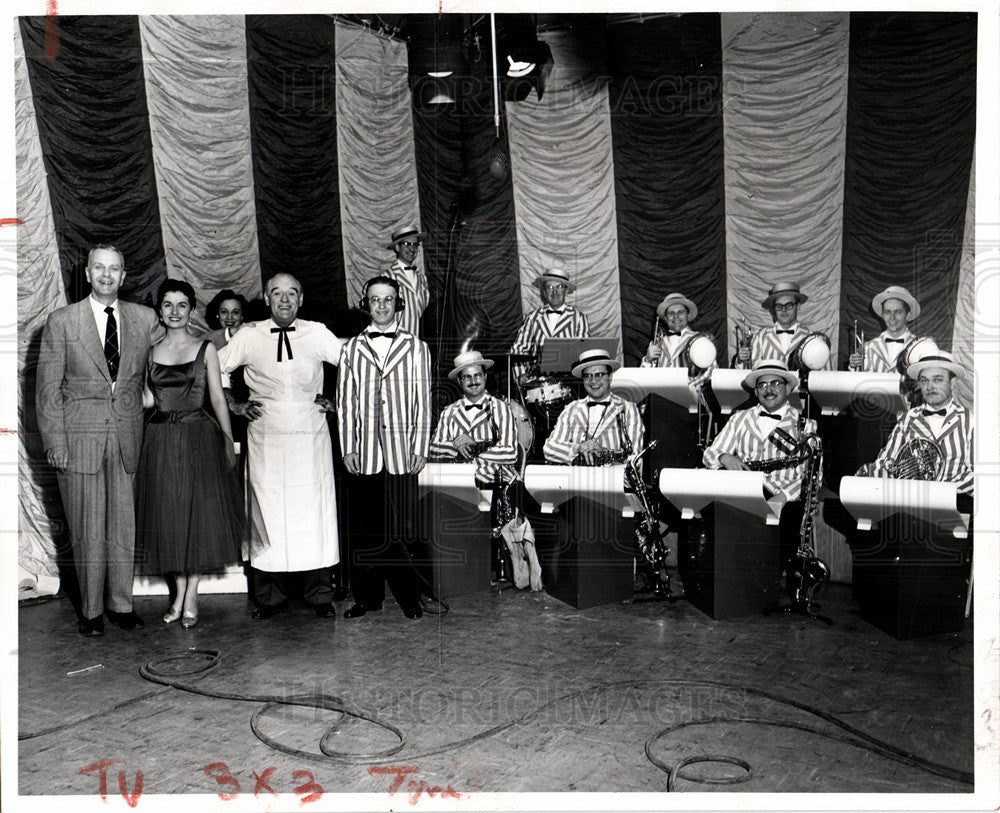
[37,245,160,636]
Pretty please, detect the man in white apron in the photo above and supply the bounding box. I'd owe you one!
[219,273,344,619]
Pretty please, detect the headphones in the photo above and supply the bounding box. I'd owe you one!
[359,275,405,314]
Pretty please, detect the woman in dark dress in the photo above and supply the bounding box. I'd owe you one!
[136,280,244,627]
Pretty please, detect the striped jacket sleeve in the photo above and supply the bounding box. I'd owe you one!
[411,338,432,460]
[543,400,588,464]
[335,340,361,461]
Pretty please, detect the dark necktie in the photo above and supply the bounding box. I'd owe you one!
[759,411,782,420]
[464,402,484,411]
[588,400,610,408]
[270,326,295,362]
[885,337,905,344]
[775,329,795,335]
[104,306,119,382]
[368,331,396,339]
[922,408,947,417]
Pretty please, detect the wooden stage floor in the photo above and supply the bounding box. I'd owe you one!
[16,582,974,799]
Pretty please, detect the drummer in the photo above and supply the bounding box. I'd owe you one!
[510,267,590,385]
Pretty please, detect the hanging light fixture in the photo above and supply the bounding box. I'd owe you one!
[488,13,510,180]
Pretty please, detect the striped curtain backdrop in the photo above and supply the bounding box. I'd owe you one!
[15,12,977,594]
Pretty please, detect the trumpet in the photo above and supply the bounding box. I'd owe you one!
[734,317,754,367]
[849,319,864,371]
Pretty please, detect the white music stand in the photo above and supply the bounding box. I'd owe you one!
[523,464,643,516]
[611,367,699,412]
[418,462,492,512]
[658,468,787,525]
[839,475,970,539]
[807,371,904,416]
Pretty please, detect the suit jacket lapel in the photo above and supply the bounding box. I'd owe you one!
[380,333,410,377]
[76,300,113,383]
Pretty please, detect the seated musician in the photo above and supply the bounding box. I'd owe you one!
[543,348,644,465]
[429,351,541,590]
[703,359,818,573]
[857,351,973,496]
[510,267,590,383]
[736,281,830,370]
[848,285,921,372]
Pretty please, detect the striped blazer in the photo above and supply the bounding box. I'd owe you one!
[543,394,644,465]
[337,329,432,475]
[737,323,831,371]
[380,258,429,337]
[703,405,818,501]
[510,305,590,356]
[862,330,912,373]
[861,401,973,493]
[641,326,697,368]
[429,394,519,484]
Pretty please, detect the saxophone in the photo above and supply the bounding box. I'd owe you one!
[573,410,631,466]
[623,439,674,599]
[466,410,501,458]
[783,433,832,623]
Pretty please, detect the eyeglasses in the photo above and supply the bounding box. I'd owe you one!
[773,302,798,312]
[583,372,610,381]
[545,284,568,291]
[368,295,398,306]
[398,241,420,248]
[459,373,484,383]
[755,380,785,392]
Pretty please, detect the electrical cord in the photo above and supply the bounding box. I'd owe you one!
[24,649,974,790]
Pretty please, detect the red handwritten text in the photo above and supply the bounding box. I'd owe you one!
[368,765,463,805]
[79,760,143,807]
[201,763,324,803]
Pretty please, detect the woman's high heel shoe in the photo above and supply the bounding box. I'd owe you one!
[163,606,182,624]
[181,612,198,629]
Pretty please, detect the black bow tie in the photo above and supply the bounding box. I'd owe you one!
[270,326,295,361]
[588,400,610,408]
[402,265,417,271]
[368,331,396,339]
[666,330,682,336]
[545,309,564,316]
[463,402,485,411]
[922,408,947,417]
[885,337,905,344]
[774,329,795,335]
[759,411,782,420]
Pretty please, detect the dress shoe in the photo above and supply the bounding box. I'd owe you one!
[313,603,337,619]
[78,616,105,637]
[343,602,381,619]
[163,607,183,624]
[251,604,278,620]
[403,604,423,620]
[107,610,144,631]
[181,612,199,629]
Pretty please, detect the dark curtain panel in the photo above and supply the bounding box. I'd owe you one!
[246,15,347,327]
[839,12,976,362]
[20,16,166,306]
[606,14,728,366]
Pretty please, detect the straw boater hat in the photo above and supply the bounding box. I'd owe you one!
[571,348,622,378]
[531,267,576,293]
[871,285,921,321]
[386,225,426,250]
[761,281,808,310]
[656,292,698,321]
[907,350,963,380]
[742,359,799,391]
[448,350,494,380]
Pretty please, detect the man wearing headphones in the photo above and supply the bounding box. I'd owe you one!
[337,276,432,619]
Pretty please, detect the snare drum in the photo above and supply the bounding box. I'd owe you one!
[523,376,572,405]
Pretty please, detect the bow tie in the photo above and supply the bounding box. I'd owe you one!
[368,331,396,339]
[545,309,564,316]
[666,330,682,337]
[463,402,485,411]
[588,400,610,408]
[270,326,295,362]
[885,337,906,344]
[402,265,417,271]
[922,408,947,417]
[758,411,782,420]
[774,329,795,335]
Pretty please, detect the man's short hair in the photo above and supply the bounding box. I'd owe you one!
[87,244,124,268]
[263,272,302,292]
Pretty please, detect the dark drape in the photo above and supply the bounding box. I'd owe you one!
[20,16,167,306]
[839,12,976,363]
[606,14,728,366]
[245,15,347,325]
